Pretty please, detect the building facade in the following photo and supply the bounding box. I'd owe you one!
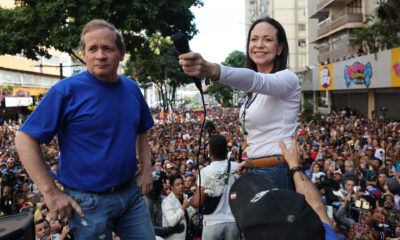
[301,47,400,120]
[245,0,318,72]
[310,0,378,64]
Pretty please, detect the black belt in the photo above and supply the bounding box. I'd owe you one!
[63,178,135,194]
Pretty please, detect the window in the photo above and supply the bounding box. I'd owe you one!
[297,8,306,17]
[348,0,362,14]
[317,91,328,108]
[298,24,306,32]
[298,39,306,47]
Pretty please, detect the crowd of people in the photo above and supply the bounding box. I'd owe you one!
[0,106,399,239]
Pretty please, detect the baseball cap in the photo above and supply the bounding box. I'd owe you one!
[154,162,161,166]
[166,163,173,169]
[384,177,400,195]
[331,201,342,209]
[186,160,194,165]
[312,142,320,147]
[333,170,342,176]
[305,170,312,179]
[229,173,325,240]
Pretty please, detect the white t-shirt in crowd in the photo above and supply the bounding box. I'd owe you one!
[198,159,238,226]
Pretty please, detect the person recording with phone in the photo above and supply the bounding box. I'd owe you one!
[178,17,300,190]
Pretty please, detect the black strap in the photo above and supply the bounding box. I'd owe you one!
[226,159,231,174]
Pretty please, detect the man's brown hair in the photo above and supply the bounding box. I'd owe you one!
[80,19,125,52]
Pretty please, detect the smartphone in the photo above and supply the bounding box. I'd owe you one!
[326,205,333,220]
[50,234,61,240]
[355,200,369,210]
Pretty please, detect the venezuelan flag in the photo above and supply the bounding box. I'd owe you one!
[193,108,205,116]
[241,149,248,160]
[159,108,164,120]
[167,105,173,121]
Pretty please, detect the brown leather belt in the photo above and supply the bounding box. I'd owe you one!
[245,156,286,168]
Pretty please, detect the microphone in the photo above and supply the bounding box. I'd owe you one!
[172,33,203,93]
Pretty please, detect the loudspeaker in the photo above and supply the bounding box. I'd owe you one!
[0,214,34,240]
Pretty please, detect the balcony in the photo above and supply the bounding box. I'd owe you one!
[316,0,334,11]
[317,18,331,36]
[331,13,362,30]
[318,45,354,62]
[315,13,363,40]
[311,0,347,19]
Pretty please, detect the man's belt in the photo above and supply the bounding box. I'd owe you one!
[63,178,135,194]
[245,156,286,168]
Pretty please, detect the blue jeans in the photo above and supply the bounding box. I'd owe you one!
[65,181,156,240]
[248,157,295,190]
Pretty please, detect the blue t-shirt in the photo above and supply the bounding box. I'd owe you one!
[20,71,154,192]
[323,222,340,240]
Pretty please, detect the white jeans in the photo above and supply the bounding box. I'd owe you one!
[202,222,240,240]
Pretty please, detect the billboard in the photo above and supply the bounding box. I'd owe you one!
[318,64,333,90]
[391,47,400,87]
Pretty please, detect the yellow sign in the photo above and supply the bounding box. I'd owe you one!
[13,87,49,96]
[318,64,333,90]
[391,47,400,87]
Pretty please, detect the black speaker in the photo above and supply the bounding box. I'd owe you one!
[0,214,34,240]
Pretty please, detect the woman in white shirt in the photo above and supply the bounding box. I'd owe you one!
[178,17,301,189]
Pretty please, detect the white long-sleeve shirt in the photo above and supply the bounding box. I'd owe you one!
[161,192,195,240]
[219,65,301,158]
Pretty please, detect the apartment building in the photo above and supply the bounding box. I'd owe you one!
[310,0,378,64]
[245,0,318,72]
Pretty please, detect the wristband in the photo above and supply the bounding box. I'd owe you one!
[288,166,303,177]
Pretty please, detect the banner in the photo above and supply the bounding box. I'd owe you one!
[318,64,333,90]
[344,62,372,88]
[391,47,400,87]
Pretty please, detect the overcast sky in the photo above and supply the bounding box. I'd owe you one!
[189,0,246,64]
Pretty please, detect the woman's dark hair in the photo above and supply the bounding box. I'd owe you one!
[169,174,183,186]
[245,17,289,73]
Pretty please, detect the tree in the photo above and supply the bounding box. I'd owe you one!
[353,0,400,53]
[0,0,203,62]
[126,38,191,109]
[207,50,245,107]
[0,85,13,101]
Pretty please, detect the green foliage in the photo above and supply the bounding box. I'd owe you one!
[0,85,14,101]
[207,50,245,107]
[353,0,400,53]
[0,0,203,61]
[128,38,191,109]
[222,50,246,68]
[301,100,314,122]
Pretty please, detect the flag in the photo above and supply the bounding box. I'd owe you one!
[193,108,205,116]
[159,108,164,120]
[241,148,248,160]
[178,115,183,121]
[200,114,204,122]
[167,105,173,121]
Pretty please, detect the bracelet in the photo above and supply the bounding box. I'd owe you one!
[288,166,303,177]
[209,63,220,82]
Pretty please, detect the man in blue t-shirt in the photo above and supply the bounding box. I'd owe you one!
[15,19,156,239]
